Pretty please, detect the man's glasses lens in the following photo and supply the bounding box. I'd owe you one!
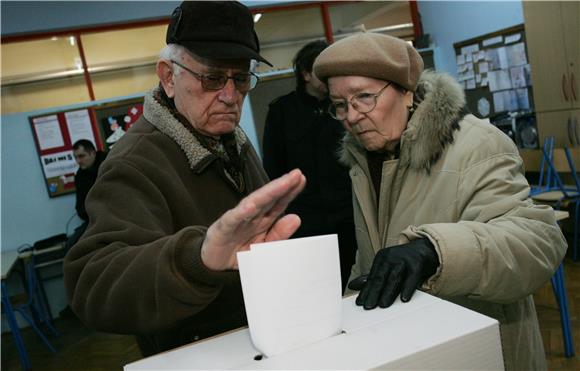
[171,60,259,92]
[201,73,258,92]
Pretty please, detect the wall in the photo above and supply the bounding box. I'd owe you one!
[0,1,289,36]
[418,1,524,76]
[1,96,260,253]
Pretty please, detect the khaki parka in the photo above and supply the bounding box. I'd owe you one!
[340,71,567,370]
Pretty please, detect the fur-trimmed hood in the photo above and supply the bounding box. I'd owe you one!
[339,70,466,172]
[142,88,248,171]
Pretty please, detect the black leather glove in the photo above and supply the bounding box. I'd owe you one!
[348,238,439,310]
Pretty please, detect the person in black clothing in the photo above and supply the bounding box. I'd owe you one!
[262,40,357,293]
[68,139,107,246]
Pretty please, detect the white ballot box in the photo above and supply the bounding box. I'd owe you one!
[125,292,504,370]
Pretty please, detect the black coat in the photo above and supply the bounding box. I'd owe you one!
[262,87,353,233]
[74,151,106,221]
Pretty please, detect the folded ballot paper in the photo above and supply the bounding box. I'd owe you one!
[236,234,342,357]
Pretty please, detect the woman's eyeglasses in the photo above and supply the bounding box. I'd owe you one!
[328,83,391,120]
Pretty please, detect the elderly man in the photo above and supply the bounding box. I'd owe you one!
[64,1,305,357]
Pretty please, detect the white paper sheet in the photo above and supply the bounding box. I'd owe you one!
[506,42,527,67]
[482,35,503,47]
[488,70,512,92]
[65,109,96,146]
[487,47,509,70]
[41,150,78,178]
[505,33,521,44]
[33,115,64,150]
[237,234,342,357]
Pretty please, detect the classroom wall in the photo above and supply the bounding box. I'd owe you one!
[0,1,286,36]
[1,96,260,252]
[418,1,524,76]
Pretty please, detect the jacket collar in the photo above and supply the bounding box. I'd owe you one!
[339,70,466,172]
[142,88,248,171]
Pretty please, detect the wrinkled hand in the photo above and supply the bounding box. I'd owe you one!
[201,169,306,271]
[348,239,439,309]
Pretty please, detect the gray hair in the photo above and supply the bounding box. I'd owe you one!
[159,43,258,76]
[159,44,188,76]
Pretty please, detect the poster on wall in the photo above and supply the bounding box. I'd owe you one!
[93,98,144,151]
[41,151,78,194]
[30,108,102,198]
[65,109,96,147]
[40,151,78,178]
[32,115,65,150]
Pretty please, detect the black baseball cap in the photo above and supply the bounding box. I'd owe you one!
[166,1,272,67]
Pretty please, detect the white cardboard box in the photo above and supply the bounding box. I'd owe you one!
[125,292,504,370]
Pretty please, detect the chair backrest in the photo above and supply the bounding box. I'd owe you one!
[564,147,580,192]
[532,136,557,193]
[541,146,579,199]
[538,137,555,191]
[32,233,67,251]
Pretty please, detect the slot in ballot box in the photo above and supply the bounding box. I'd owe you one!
[125,292,504,370]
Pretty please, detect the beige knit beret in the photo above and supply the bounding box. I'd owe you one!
[313,32,424,91]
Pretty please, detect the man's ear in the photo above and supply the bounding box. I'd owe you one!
[157,60,175,98]
[302,71,312,83]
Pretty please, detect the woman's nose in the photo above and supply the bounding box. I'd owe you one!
[345,103,363,126]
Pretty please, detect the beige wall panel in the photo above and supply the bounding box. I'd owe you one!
[2,38,80,78]
[257,44,309,73]
[91,65,157,100]
[255,7,325,44]
[1,77,89,114]
[329,1,410,33]
[81,25,166,66]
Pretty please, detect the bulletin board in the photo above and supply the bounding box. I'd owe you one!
[92,98,144,152]
[29,97,144,198]
[30,108,103,197]
[453,24,534,119]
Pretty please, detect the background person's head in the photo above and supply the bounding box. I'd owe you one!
[156,1,271,138]
[293,40,328,100]
[73,140,97,170]
[313,33,424,152]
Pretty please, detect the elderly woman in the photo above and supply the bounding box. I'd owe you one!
[313,32,567,370]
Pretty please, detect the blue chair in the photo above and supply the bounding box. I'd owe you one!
[13,248,59,353]
[530,137,578,197]
[551,259,575,358]
[563,148,580,261]
[529,137,557,196]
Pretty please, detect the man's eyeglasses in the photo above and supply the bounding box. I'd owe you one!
[328,83,391,120]
[170,60,259,92]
